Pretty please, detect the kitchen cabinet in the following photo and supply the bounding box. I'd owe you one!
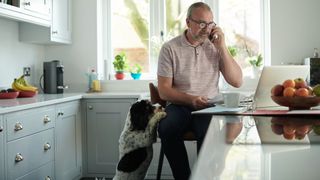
[0,0,51,26]
[0,116,4,180]
[5,105,56,180]
[19,0,72,44]
[55,100,82,180]
[83,98,137,178]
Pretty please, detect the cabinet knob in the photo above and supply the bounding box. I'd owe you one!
[24,2,31,6]
[88,105,93,110]
[44,143,51,151]
[0,126,3,132]
[45,176,51,180]
[15,153,24,162]
[58,112,64,116]
[14,122,23,131]
[43,115,51,123]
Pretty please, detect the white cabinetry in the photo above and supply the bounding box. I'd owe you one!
[83,98,137,178]
[19,0,72,44]
[0,116,4,180]
[5,105,55,180]
[55,100,82,180]
[0,0,51,26]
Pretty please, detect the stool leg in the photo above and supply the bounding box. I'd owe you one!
[156,145,164,180]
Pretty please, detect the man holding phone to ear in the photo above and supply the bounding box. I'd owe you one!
[157,2,242,179]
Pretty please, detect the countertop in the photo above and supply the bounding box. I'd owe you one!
[0,92,148,114]
[191,114,320,180]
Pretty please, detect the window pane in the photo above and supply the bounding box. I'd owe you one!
[219,0,262,76]
[112,0,150,73]
[165,0,199,37]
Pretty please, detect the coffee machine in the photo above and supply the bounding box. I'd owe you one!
[43,60,68,94]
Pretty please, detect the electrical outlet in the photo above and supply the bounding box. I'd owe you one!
[23,67,31,76]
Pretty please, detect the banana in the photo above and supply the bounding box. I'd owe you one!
[12,78,38,92]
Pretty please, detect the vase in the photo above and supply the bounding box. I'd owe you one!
[115,72,125,80]
[252,66,261,79]
[130,73,141,80]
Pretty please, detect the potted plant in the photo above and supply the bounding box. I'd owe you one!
[113,52,128,80]
[247,53,263,78]
[130,64,143,80]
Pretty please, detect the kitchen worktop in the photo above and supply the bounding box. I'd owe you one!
[191,114,320,180]
[0,92,148,114]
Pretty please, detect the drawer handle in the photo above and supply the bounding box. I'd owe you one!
[88,105,93,110]
[52,31,58,34]
[45,176,51,180]
[15,153,24,162]
[43,115,51,123]
[44,143,51,151]
[14,122,23,131]
[0,126,3,132]
[58,112,64,116]
[24,2,31,6]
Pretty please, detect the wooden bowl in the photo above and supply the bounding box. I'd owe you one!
[0,91,19,99]
[271,96,320,110]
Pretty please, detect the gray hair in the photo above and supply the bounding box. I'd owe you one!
[187,2,212,18]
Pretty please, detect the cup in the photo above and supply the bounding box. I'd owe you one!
[222,92,240,108]
[92,80,101,92]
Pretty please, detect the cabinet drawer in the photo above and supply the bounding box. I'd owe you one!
[16,161,54,180]
[6,106,55,141]
[7,128,54,179]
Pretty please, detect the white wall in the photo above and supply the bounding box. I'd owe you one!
[0,17,44,88]
[44,0,98,92]
[270,0,320,65]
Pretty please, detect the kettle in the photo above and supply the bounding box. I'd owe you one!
[43,60,68,94]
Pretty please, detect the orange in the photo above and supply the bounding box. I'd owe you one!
[283,87,296,97]
[295,88,309,97]
[282,79,295,89]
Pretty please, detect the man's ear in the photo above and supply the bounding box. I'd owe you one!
[186,18,190,27]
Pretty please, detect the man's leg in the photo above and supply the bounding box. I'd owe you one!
[192,114,212,152]
[158,104,193,180]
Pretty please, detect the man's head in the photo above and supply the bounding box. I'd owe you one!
[186,2,216,43]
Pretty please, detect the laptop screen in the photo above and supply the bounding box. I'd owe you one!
[254,65,310,109]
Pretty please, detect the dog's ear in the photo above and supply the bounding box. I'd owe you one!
[130,100,154,131]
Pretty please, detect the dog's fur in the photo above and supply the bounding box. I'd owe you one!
[113,100,166,180]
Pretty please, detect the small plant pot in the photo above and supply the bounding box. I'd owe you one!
[130,73,141,80]
[115,72,125,80]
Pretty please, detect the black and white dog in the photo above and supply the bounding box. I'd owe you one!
[113,100,166,180]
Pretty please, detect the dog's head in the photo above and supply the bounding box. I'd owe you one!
[129,100,163,131]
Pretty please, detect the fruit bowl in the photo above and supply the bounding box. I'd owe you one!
[0,91,19,99]
[271,96,320,110]
[18,91,37,98]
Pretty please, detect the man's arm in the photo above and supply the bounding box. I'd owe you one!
[157,75,208,109]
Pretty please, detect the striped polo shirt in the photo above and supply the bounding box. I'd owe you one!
[157,30,221,98]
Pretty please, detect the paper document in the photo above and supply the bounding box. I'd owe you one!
[192,104,247,114]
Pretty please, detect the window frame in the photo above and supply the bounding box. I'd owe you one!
[99,0,270,80]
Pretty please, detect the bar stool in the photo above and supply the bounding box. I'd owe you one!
[149,83,196,180]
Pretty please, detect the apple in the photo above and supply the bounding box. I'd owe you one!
[271,84,284,96]
[313,84,320,97]
[283,87,296,97]
[294,78,307,88]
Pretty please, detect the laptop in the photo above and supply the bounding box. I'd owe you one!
[254,65,310,109]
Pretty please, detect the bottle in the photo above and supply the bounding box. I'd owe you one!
[88,69,98,91]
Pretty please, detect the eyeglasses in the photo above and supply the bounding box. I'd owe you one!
[189,18,216,29]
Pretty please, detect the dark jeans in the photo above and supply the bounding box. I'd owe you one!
[158,104,212,180]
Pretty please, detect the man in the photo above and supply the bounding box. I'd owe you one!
[157,2,242,179]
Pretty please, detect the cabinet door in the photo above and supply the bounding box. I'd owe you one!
[0,116,4,180]
[20,0,51,20]
[51,0,71,43]
[85,99,136,177]
[55,100,82,180]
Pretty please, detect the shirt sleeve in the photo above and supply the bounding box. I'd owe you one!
[157,43,173,78]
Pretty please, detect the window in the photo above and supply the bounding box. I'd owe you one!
[100,0,267,80]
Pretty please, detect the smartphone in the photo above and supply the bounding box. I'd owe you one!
[208,33,218,41]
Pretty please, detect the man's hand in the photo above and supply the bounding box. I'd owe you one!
[209,26,226,49]
[191,96,209,110]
